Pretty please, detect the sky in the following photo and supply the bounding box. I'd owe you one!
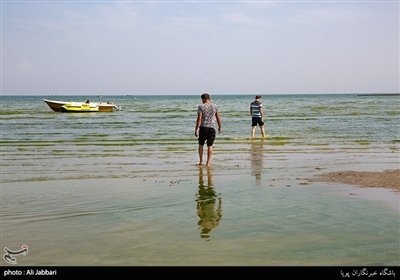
[1,0,399,96]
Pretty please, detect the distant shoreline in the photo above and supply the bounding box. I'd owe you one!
[357,93,400,96]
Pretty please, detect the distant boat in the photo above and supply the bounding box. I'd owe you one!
[43,99,121,112]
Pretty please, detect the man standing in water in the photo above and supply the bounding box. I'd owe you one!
[250,95,266,138]
[195,93,222,166]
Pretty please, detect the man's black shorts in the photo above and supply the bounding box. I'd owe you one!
[252,117,264,127]
[198,126,216,146]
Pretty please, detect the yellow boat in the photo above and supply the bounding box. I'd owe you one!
[43,99,121,112]
[60,102,99,113]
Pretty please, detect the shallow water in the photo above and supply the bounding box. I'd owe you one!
[1,94,399,266]
[2,171,399,266]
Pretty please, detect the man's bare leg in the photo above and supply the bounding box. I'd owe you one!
[260,126,266,138]
[251,126,256,138]
[197,145,204,165]
[206,146,213,166]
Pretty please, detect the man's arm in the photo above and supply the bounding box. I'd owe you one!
[195,113,202,137]
[215,112,222,134]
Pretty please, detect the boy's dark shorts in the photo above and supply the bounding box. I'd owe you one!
[252,117,264,127]
[198,126,216,146]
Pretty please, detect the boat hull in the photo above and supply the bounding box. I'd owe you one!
[61,103,99,113]
[43,99,118,112]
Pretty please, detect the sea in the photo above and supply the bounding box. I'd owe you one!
[1,94,399,267]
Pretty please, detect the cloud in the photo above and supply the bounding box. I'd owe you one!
[221,12,265,25]
[14,59,41,77]
[289,7,370,25]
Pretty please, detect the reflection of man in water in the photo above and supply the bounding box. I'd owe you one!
[250,140,264,187]
[195,167,222,239]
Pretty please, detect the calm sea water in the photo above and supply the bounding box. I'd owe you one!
[1,94,399,266]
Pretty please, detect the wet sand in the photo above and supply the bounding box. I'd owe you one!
[308,169,400,192]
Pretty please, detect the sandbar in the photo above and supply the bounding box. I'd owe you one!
[308,169,399,192]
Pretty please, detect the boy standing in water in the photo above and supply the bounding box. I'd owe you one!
[250,95,266,138]
[195,93,222,166]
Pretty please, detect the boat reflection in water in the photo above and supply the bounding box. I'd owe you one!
[195,167,222,240]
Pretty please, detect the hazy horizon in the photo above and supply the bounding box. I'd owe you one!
[2,92,399,97]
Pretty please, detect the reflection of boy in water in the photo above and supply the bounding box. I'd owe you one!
[250,140,264,187]
[195,167,222,239]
